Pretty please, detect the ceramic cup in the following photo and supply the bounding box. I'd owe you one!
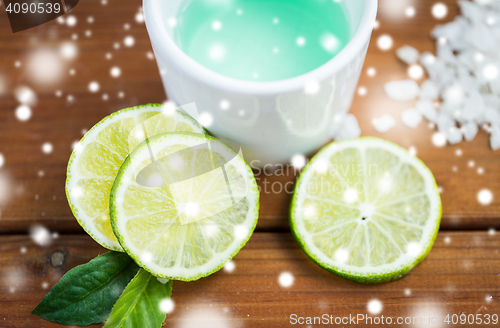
[144,0,378,166]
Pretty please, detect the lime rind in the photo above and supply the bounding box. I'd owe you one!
[66,104,205,252]
[290,137,442,283]
[110,132,259,281]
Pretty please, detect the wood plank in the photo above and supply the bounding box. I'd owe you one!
[0,0,499,234]
[0,233,499,327]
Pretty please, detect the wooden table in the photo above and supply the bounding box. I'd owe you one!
[0,0,498,327]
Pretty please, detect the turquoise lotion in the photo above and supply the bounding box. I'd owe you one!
[173,0,351,82]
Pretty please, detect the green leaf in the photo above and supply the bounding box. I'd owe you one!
[32,251,140,325]
[104,269,173,328]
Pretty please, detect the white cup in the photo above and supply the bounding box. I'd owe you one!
[144,0,378,166]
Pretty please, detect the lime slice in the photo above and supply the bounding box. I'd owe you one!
[110,132,259,281]
[290,137,442,283]
[66,104,204,251]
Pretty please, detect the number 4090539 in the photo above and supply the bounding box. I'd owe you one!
[5,2,61,14]
[444,313,498,325]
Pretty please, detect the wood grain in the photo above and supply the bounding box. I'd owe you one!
[0,0,498,234]
[0,233,498,327]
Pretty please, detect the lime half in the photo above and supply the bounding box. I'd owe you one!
[110,132,259,281]
[66,104,204,251]
[291,137,442,283]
